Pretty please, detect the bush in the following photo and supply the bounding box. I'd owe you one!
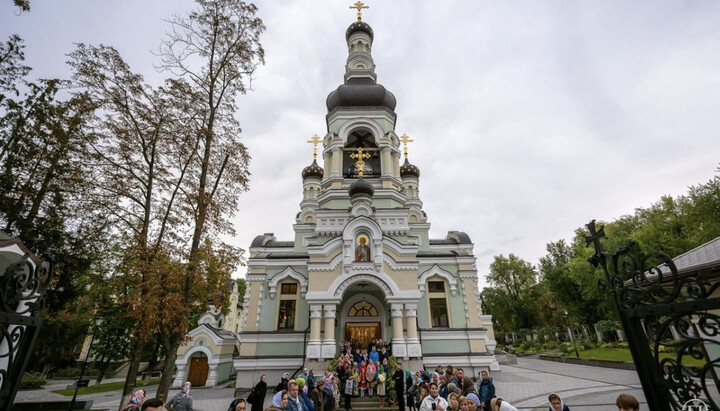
[20,372,47,389]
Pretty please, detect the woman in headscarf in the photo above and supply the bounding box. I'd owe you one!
[547,393,570,411]
[249,375,268,411]
[460,377,476,397]
[122,389,145,411]
[272,390,288,410]
[165,381,194,411]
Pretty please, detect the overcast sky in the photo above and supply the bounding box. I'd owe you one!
[3,1,719,289]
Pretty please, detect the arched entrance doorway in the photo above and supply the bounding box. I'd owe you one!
[340,289,387,350]
[186,352,209,386]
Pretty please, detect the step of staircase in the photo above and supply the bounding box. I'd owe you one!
[341,396,398,411]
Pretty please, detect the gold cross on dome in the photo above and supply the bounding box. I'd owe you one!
[400,133,414,159]
[349,147,372,177]
[350,1,369,21]
[306,134,322,160]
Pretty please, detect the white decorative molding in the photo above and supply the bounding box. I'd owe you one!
[376,214,410,235]
[383,237,420,256]
[392,342,407,358]
[418,265,458,296]
[323,304,337,319]
[334,274,393,297]
[257,281,264,328]
[458,270,479,279]
[307,343,321,360]
[407,343,422,358]
[391,303,404,318]
[337,117,385,147]
[310,304,323,319]
[308,253,343,272]
[382,254,418,271]
[322,343,337,359]
[404,303,417,318]
[268,267,307,299]
[316,217,351,236]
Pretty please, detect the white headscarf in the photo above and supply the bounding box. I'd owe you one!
[548,393,565,411]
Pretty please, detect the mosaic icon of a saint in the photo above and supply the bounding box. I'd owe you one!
[355,233,371,262]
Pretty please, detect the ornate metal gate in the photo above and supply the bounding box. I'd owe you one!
[0,253,53,410]
[585,220,720,410]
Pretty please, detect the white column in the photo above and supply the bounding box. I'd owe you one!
[321,304,337,360]
[207,363,219,387]
[381,147,393,177]
[307,304,323,360]
[391,303,407,359]
[331,147,342,177]
[405,304,422,358]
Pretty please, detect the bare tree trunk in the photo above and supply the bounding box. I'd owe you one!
[118,339,143,411]
[156,336,181,402]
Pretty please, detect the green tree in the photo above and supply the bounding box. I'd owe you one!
[0,42,102,372]
[485,254,539,331]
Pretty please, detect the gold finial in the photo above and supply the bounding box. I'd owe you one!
[400,133,414,159]
[349,147,372,177]
[306,134,322,160]
[350,1,369,21]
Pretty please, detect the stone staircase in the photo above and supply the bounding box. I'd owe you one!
[345,393,398,411]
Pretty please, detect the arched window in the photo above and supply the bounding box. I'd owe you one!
[277,281,299,330]
[343,129,380,178]
[427,279,450,328]
[348,301,378,317]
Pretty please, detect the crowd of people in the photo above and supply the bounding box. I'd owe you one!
[120,338,642,411]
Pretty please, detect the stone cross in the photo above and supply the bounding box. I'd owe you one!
[400,133,414,159]
[350,147,371,177]
[306,134,322,160]
[350,1,369,21]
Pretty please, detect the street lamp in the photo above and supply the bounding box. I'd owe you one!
[68,316,102,411]
[563,310,580,358]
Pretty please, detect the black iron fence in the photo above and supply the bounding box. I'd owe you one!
[0,253,53,411]
[585,220,720,411]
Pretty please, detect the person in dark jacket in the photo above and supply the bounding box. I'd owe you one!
[393,363,406,411]
[477,371,495,411]
[311,379,326,411]
[249,375,268,411]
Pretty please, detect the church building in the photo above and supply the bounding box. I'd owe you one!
[235,6,497,389]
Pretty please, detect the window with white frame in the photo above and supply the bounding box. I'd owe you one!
[277,281,298,330]
[427,280,450,328]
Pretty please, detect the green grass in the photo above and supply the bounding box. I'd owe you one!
[573,347,706,367]
[52,378,161,396]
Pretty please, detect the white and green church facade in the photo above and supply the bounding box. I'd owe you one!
[235,14,497,389]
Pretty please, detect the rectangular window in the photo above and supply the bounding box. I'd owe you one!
[429,298,449,328]
[428,281,445,292]
[278,300,296,329]
[281,283,297,295]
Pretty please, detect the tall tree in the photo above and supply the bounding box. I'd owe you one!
[152,0,264,401]
[68,42,196,407]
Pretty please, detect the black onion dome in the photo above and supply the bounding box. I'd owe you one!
[302,160,324,179]
[400,158,420,178]
[348,178,374,198]
[326,79,397,112]
[346,21,374,41]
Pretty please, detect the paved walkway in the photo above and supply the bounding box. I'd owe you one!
[15,358,647,410]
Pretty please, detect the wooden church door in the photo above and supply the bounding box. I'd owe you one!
[187,356,209,386]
